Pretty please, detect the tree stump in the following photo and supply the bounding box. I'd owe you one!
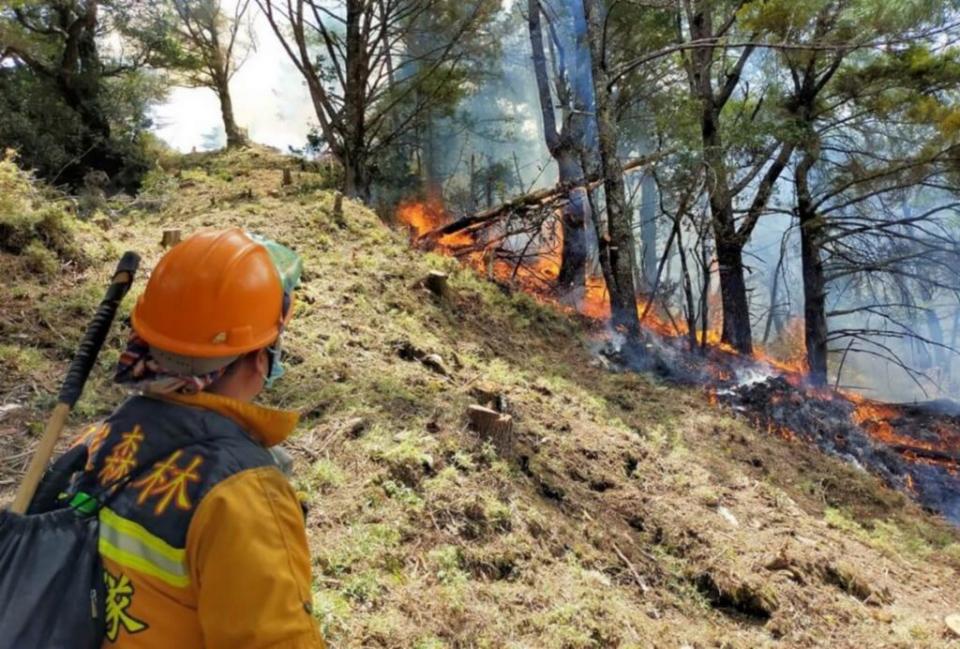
[161,229,182,248]
[282,168,293,186]
[946,614,960,638]
[332,191,345,227]
[424,271,449,300]
[468,405,514,459]
[470,383,507,412]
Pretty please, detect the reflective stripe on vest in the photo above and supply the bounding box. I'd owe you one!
[99,507,190,588]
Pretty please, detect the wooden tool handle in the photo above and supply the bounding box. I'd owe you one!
[9,405,71,514]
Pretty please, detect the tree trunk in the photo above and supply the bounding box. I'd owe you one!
[948,307,959,381]
[762,249,785,344]
[556,151,588,296]
[699,233,711,352]
[343,150,371,201]
[47,2,118,178]
[703,130,753,353]
[686,1,755,354]
[713,238,752,353]
[342,0,371,201]
[215,75,245,148]
[926,309,947,368]
[797,151,829,386]
[528,0,588,297]
[640,171,657,290]
[527,0,558,152]
[583,0,640,338]
[56,2,109,138]
[469,153,477,213]
[701,105,753,352]
[674,216,698,350]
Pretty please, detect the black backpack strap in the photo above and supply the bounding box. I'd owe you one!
[26,446,89,515]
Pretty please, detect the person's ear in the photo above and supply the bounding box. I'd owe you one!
[254,348,270,379]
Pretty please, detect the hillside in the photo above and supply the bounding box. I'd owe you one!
[2,148,960,648]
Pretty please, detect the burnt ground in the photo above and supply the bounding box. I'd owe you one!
[2,147,960,648]
[725,376,960,525]
[604,335,960,526]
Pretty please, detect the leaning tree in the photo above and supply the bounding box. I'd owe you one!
[163,0,255,149]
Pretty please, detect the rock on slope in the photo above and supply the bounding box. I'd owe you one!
[2,148,960,648]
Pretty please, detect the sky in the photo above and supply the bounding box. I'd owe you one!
[151,7,316,153]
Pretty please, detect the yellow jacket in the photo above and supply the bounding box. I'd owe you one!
[72,391,326,649]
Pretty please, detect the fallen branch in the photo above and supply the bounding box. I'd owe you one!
[612,543,650,594]
[889,444,960,465]
[420,151,669,243]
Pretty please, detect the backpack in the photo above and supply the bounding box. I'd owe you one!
[0,440,197,649]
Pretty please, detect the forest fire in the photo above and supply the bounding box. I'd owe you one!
[397,199,709,338]
[397,198,611,317]
[396,199,960,524]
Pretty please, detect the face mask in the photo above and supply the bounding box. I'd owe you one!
[264,339,285,389]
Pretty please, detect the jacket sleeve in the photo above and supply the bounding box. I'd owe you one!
[186,466,326,649]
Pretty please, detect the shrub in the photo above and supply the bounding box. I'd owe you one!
[22,241,59,277]
[0,152,86,266]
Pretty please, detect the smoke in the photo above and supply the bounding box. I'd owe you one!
[151,1,315,153]
[738,173,960,403]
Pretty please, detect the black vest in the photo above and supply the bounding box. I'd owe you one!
[75,395,276,551]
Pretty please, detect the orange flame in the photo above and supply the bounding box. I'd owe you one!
[848,395,959,470]
[398,199,585,311]
[396,198,958,472]
[397,199,474,248]
[396,199,819,373]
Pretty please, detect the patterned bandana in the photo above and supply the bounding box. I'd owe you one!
[114,333,232,395]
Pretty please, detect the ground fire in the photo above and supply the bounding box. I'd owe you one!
[397,198,960,525]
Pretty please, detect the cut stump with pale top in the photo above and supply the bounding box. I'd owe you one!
[468,405,514,459]
[424,271,449,300]
[161,229,182,248]
[946,613,960,638]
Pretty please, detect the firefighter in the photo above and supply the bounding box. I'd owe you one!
[70,229,326,649]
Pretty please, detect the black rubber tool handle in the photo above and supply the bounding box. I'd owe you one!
[58,251,140,407]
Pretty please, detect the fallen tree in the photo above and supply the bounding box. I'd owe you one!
[418,151,668,244]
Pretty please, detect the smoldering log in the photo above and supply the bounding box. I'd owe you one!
[419,151,669,244]
[889,444,960,465]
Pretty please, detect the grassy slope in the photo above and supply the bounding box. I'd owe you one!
[2,148,960,648]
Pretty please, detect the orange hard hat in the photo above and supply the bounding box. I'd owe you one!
[131,228,284,358]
